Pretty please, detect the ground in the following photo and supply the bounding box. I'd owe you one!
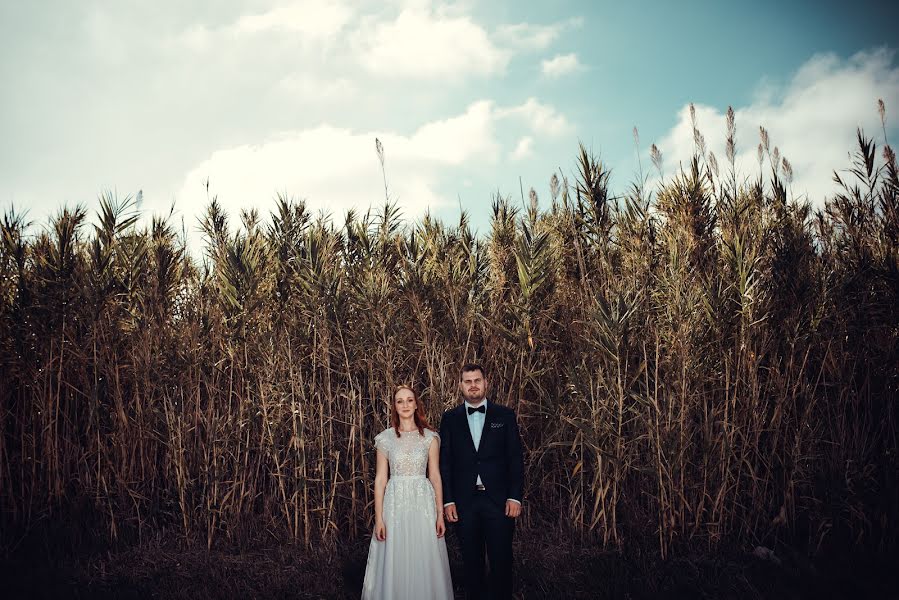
[2,529,897,599]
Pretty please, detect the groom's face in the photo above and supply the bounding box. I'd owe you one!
[459,370,486,403]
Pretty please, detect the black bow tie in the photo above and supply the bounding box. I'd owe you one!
[467,405,485,415]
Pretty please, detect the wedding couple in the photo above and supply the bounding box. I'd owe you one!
[361,363,525,600]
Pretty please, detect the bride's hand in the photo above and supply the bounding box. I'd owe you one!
[375,519,386,541]
[436,516,446,538]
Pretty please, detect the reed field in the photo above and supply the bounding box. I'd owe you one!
[1,108,897,597]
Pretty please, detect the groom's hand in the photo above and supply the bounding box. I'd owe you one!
[505,500,521,518]
[444,503,458,522]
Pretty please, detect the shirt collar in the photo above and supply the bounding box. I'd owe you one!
[464,398,488,412]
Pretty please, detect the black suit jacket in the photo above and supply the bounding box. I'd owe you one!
[439,401,524,509]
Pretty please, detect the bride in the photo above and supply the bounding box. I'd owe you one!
[361,385,454,599]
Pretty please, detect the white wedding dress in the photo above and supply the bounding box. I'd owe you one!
[361,427,454,600]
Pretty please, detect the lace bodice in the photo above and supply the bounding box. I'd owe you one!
[374,427,439,477]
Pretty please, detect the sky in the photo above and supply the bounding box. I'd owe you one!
[2,0,898,250]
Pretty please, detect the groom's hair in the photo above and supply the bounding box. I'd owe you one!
[460,362,486,379]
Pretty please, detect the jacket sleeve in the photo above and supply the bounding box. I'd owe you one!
[439,411,454,505]
[505,409,524,503]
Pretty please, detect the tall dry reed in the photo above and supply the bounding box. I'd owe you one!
[1,112,897,561]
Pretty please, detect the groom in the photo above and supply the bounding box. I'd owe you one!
[440,363,524,600]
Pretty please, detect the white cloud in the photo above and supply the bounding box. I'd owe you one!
[171,0,353,51]
[231,1,353,38]
[175,101,498,226]
[169,5,582,84]
[349,11,587,80]
[541,53,584,77]
[653,48,899,206]
[497,97,572,136]
[495,17,583,51]
[401,100,499,163]
[354,8,509,79]
[510,136,534,161]
[497,23,559,50]
[176,124,439,226]
[173,98,567,238]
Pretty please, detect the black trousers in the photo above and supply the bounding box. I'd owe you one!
[455,491,515,600]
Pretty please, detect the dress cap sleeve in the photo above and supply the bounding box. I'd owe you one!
[374,429,391,454]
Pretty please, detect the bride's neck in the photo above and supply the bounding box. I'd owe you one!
[398,417,417,431]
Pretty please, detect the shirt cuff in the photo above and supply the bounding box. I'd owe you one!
[443,502,455,507]
[506,498,521,505]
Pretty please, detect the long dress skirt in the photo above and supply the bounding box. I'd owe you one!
[361,475,454,599]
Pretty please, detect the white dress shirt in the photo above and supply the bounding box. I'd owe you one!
[465,398,487,486]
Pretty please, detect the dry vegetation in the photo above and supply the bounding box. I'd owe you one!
[1,107,897,596]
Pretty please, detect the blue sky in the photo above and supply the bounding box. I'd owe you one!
[2,0,898,248]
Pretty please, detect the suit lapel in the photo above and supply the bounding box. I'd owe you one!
[459,405,478,455]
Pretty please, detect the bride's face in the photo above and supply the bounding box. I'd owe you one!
[395,389,417,419]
